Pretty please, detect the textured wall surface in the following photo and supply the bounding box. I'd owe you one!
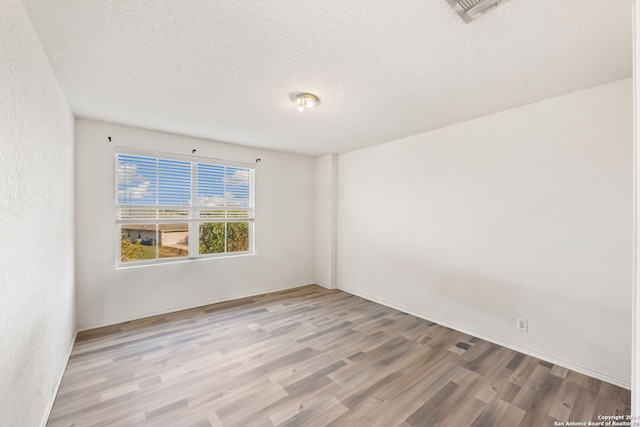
[634,2,640,415]
[0,1,76,426]
[75,119,315,329]
[337,78,633,387]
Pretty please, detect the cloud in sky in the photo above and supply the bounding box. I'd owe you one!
[117,162,152,202]
[195,192,249,208]
[225,168,250,185]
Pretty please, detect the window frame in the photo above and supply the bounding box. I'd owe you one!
[115,147,255,267]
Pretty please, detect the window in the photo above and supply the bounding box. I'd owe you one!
[116,149,254,265]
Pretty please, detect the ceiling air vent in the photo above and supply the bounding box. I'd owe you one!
[446,0,508,22]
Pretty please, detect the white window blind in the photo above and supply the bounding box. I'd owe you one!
[117,154,192,220]
[196,163,254,220]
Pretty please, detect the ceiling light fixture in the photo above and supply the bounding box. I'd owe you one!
[292,93,319,112]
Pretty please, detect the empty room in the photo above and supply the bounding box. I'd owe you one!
[2,0,638,426]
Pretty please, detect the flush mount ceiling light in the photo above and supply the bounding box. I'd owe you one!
[292,93,319,112]
[446,0,509,22]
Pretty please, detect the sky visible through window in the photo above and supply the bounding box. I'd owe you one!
[117,154,251,208]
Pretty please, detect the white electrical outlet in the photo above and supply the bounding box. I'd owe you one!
[517,317,528,332]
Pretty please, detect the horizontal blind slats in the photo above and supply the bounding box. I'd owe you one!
[117,153,254,221]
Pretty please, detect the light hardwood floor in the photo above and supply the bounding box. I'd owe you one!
[47,285,630,426]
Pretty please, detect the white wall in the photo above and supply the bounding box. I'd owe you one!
[337,78,633,386]
[0,1,76,426]
[315,154,338,288]
[633,0,639,413]
[75,119,315,329]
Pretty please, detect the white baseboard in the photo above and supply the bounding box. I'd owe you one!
[339,285,631,390]
[40,330,77,427]
[77,282,317,332]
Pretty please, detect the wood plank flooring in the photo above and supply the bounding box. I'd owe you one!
[47,285,630,427]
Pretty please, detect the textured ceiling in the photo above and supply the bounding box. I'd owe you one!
[21,0,632,157]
